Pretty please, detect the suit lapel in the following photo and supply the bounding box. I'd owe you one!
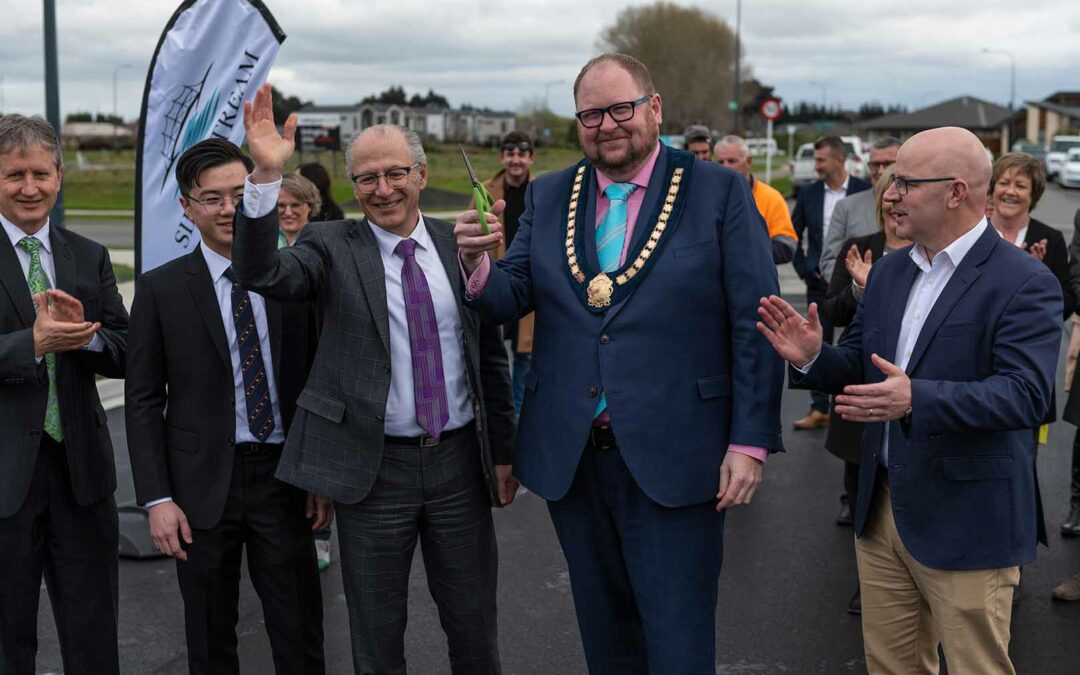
[49,226,76,295]
[810,184,825,243]
[624,144,668,256]
[0,235,34,326]
[904,228,996,374]
[427,218,479,368]
[883,255,918,364]
[265,298,282,380]
[346,220,391,358]
[185,247,231,370]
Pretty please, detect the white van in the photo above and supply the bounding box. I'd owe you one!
[745,138,779,157]
[1046,136,1080,178]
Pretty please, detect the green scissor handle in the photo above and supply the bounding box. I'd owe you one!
[472,182,494,236]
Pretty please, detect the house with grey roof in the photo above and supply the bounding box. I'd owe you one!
[858,96,1014,155]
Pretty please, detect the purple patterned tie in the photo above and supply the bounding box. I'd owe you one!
[395,239,449,437]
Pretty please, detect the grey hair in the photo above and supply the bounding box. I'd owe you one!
[280,173,323,218]
[344,124,427,175]
[0,114,63,168]
[714,134,750,157]
[872,136,902,150]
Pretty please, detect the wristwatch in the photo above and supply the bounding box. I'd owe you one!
[902,406,913,425]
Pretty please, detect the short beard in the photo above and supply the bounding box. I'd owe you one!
[585,126,659,177]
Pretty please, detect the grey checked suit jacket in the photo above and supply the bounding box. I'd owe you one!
[820,189,878,281]
[232,209,515,506]
[0,227,127,518]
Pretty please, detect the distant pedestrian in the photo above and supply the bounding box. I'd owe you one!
[298,162,345,222]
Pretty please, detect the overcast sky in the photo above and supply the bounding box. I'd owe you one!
[2,0,1078,122]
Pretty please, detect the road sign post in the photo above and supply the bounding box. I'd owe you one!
[759,98,783,185]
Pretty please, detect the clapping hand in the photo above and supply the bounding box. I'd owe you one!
[1020,238,1048,262]
[844,245,873,287]
[32,292,99,357]
[242,83,297,183]
[756,295,823,368]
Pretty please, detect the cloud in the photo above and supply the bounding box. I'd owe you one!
[1,0,1077,121]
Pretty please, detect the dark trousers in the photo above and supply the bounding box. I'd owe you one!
[806,276,835,412]
[175,447,324,675]
[335,429,500,675]
[0,436,119,675]
[843,460,860,507]
[547,444,726,675]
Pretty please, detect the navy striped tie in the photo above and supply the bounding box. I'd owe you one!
[224,267,275,441]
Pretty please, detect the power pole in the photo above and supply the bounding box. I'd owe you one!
[732,0,741,134]
[44,0,65,227]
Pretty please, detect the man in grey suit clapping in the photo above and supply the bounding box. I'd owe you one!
[231,84,517,675]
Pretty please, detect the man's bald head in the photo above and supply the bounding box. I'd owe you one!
[902,127,991,201]
[886,127,993,256]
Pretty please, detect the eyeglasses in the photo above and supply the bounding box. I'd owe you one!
[888,175,956,196]
[867,160,895,171]
[186,193,243,214]
[500,142,533,155]
[349,162,421,194]
[575,94,653,129]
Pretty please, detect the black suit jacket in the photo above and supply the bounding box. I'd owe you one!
[821,232,886,463]
[791,176,872,280]
[124,246,311,529]
[231,210,516,507]
[0,227,127,518]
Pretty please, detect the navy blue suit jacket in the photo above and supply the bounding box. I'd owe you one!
[791,176,871,279]
[792,224,1062,570]
[467,145,785,507]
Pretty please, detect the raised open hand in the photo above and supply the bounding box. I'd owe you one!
[242,82,297,181]
[756,295,823,368]
[844,245,873,287]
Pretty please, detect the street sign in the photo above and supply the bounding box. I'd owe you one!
[298,125,341,152]
[760,98,783,122]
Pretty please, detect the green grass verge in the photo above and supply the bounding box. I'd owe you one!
[63,144,795,210]
[112,263,134,284]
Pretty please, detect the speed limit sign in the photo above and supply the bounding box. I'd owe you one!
[759,98,783,121]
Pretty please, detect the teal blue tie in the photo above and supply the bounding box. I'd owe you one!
[594,182,636,419]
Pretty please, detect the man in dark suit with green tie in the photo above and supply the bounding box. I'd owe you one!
[0,114,127,675]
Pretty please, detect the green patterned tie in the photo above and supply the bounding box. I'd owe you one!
[18,236,63,442]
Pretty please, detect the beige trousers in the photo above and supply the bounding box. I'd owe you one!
[855,482,1019,675]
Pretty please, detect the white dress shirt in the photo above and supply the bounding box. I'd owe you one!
[822,175,850,242]
[244,177,474,437]
[200,243,286,446]
[798,218,989,465]
[2,214,105,358]
[995,224,1028,248]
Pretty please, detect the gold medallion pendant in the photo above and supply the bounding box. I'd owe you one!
[587,272,614,308]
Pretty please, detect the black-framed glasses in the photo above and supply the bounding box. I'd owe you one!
[349,162,421,194]
[889,175,956,196]
[186,192,244,214]
[575,94,653,129]
[500,141,533,155]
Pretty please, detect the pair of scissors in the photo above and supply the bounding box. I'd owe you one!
[460,144,492,235]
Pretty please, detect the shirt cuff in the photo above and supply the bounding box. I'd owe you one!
[460,252,491,299]
[80,333,105,353]
[793,352,820,374]
[244,175,282,219]
[728,445,768,463]
[144,497,173,508]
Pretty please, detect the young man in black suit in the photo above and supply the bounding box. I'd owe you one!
[124,139,330,675]
[0,114,128,675]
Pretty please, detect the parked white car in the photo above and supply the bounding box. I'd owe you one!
[788,137,869,197]
[1046,136,1080,178]
[1059,148,1080,189]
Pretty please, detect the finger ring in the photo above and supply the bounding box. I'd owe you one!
[869,408,875,416]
